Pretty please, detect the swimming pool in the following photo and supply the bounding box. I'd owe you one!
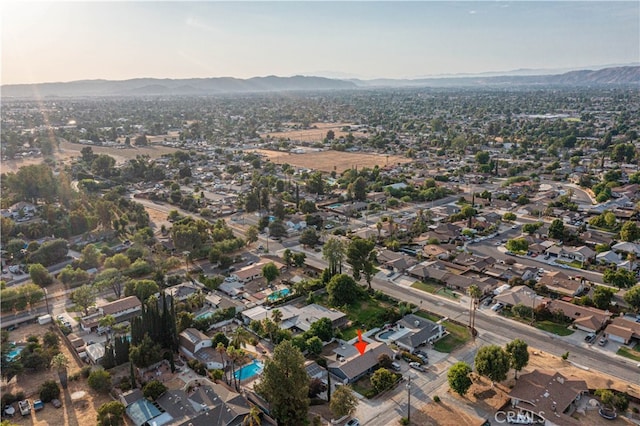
[6,346,24,362]
[378,330,396,340]
[233,360,263,381]
[126,398,162,426]
[267,288,290,301]
[195,311,214,321]
[328,203,343,209]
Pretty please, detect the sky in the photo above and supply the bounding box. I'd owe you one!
[2,1,639,85]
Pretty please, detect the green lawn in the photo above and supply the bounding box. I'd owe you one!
[414,310,442,322]
[433,321,471,353]
[617,346,640,362]
[436,288,459,300]
[341,325,359,340]
[535,320,574,336]
[411,280,440,294]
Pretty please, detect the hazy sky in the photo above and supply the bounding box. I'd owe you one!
[2,1,639,84]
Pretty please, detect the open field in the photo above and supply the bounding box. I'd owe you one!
[260,122,367,142]
[2,140,181,173]
[251,148,411,174]
[2,323,112,426]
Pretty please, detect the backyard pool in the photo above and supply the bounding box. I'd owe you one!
[6,346,24,362]
[328,203,343,209]
[378,330,396,340]
[267,288,290,301]
[126,398,162,425]
[195,311,214,321]
[233,360,263,381]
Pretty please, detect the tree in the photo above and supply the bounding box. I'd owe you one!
[71,285,96,315]
[592,286,616,310]
[595,389,616,411]
[262,262,280,286]
[323,238,345,276]
[505,339,529,379]
[326,274,360,306]
[330,385,359,419]
[306,336,323,355]
[51,353,69,389]
[39,380,60,402]
[246,226,259,245]
[254,340,309,426]
[142,380,167,401]
[29,263,53,287]
[503,212,516,222]
[548,219,565,240]
[268,219,287,239]
[475,151,490,165]
[603,268,637,289]
[125,279,159,302]
[292,252,306,267]
[447,362,472,396]
[79,244,103,269]
[352,177,367,201]
[96,401,125,426]
[505,238,529,253]
[243,406,262,426]
[299,228,320,247]
[104,254,131,270]
[309,317,334,342]
[370,368,396,393]
[467,284,482,334]
[620,221,640,242]
[88,369,112,393]
[474,345,511,384]
[346,238,376,289]
[623,285,640,312]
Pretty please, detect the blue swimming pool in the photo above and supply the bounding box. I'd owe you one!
[195,311,214,321]
[328,203,343,209]
[378,330,396,340]
[234,360,263,381]
[6,346,23,362]
[267,288,290,301]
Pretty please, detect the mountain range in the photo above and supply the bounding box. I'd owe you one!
[2,66,638,98]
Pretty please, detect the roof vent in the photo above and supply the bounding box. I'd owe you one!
[414,320,420,327]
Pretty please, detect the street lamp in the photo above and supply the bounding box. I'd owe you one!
[406,375,411,424]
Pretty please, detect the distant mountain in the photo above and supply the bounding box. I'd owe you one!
[1,75,357,98]
[2,66,638,98]
[351,66,640,88]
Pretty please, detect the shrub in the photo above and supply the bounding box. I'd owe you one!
[401,351,422,364]
[119,377,132,392]
[88,369,112,393]
[561,352,570,360]
[39,380,60,402]
[81,365,92,378]
[433,395,441,402]
[400,417,410,425]
[1,393,16,406]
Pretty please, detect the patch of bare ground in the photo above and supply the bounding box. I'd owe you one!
[261,122,367,143]
[251,148,411,174]
[2,323,112,426]
[2,140,181,173]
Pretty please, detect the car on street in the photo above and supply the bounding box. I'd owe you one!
[585,333,596,343]
[409,362,427,372]
[345,419,360,426]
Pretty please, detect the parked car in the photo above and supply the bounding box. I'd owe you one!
[598,337,608,346]
[414,350,429,359]
[18,400,30,416]
[345,419,360,426]
[416,354,429,364]
[33,399,44,411]
[390,362,402,372]
[491,303,504,312]
[409,362,427,372]
[51,399,62,409]
[585,333,596,343]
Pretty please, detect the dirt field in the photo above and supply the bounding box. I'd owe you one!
[2,323,112,426]
[422,346,640,426]
[2,140,180,173]
[260,122,367,143]
[252,149,411,174]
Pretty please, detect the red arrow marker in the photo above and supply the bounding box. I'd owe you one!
[354,329,368,356]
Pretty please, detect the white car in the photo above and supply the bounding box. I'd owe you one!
[345,419,360,426]
[409,362,427,372]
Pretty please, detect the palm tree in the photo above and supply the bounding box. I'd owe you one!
[271,309,283,328]
[216,342,228,383]
[51,353,69,389]
[99,314,116,344]
[263,318,278,344]
[467,285,482,337]
[231,326,251,349]
[243,406,262,426]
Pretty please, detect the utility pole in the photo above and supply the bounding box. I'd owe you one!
[406,375,411,424]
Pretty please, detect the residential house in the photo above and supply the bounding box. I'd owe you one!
[328,341,394,384]
[604,316,640,344]
[241,304,347,335]
[564,246,596,264]
[376,249,417,273]
[596,250,623,265]
[392,314,446,353]
[421,244,451,260]
[538,272,585,297]
[179,328,223,370]
[80,296,142,331]
[546,300,612,333]
[508,370,587,426]
[612,241,640,256]
[164,281,202,302]
[452,253,495,272]
[580,230,614,248]
[234,259,287,284]
[493,286,549,310]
